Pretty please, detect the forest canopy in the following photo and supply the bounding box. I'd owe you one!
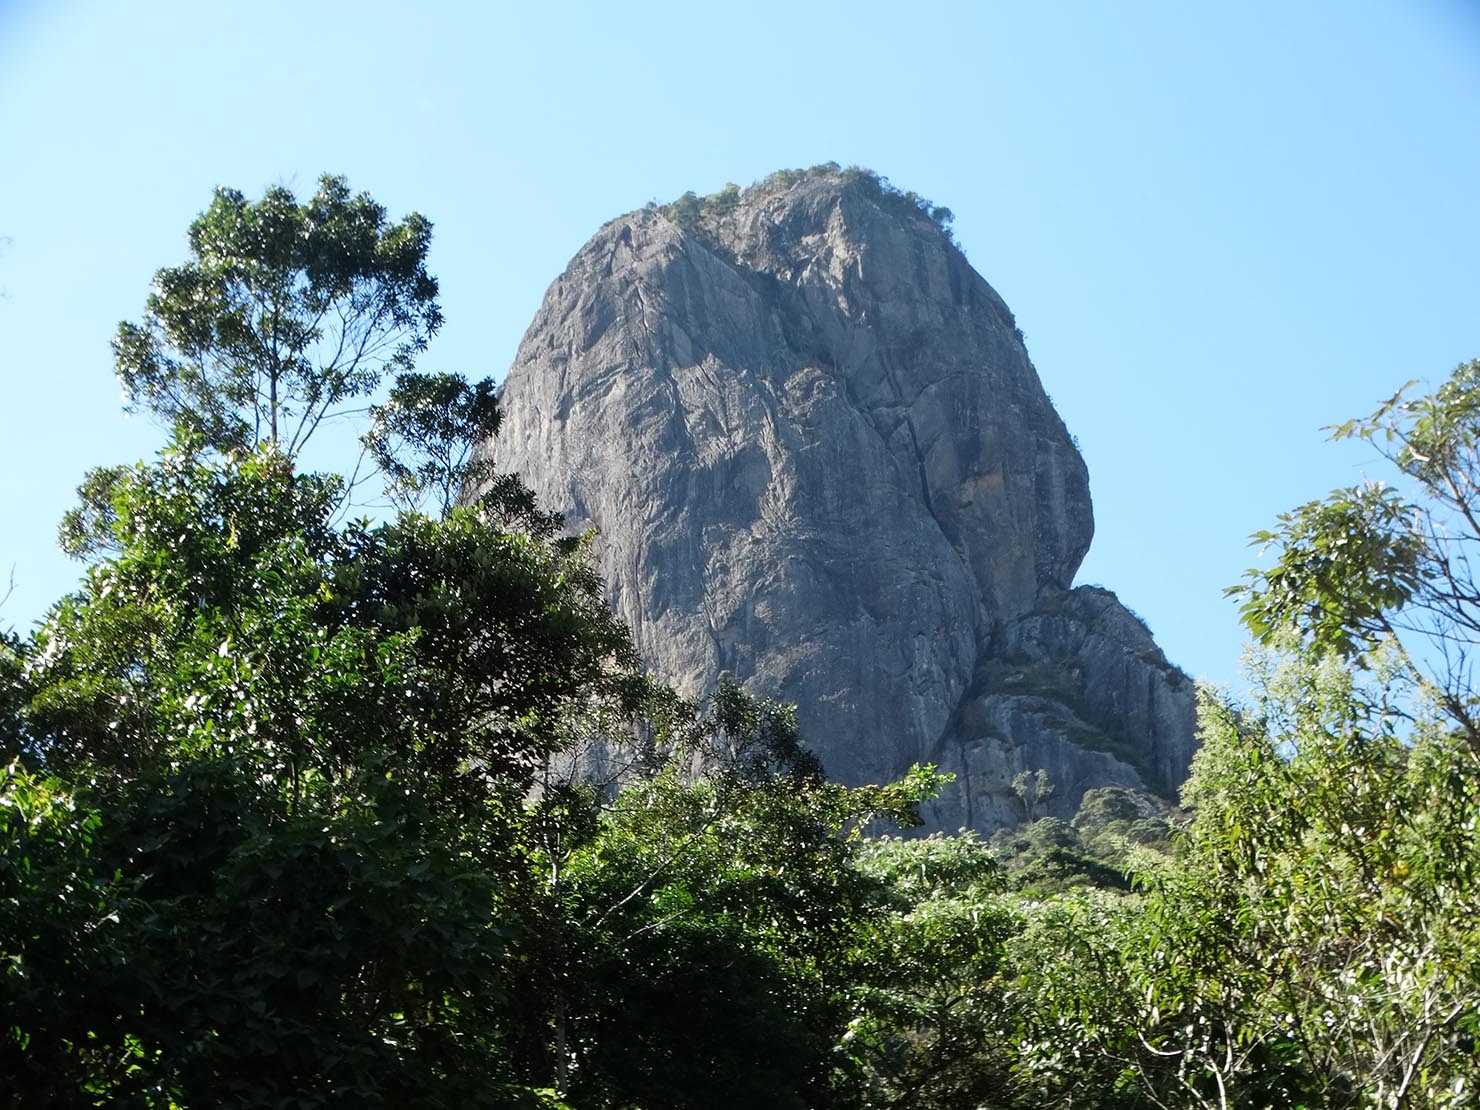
[2,177,1476,1109]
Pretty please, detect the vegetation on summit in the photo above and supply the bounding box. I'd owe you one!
[659,163,955,241]
[2,176,1477,1108]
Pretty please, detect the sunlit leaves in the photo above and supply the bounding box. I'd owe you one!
[1231,483,1423,660]
[10,427,650,1103]
[115,175,442,456]
[1232,358,1480,745]
[838,834,1019,1110]
[364,372,527,521]
[1146,666,1480,1107]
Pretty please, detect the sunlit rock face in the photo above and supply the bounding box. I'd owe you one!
[483,169,1196,830]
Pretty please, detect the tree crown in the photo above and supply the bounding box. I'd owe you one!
[114,174,442,457]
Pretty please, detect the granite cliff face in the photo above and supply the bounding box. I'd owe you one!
[484,169,1197,830]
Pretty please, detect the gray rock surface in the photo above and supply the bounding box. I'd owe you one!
[484,168,1197,829]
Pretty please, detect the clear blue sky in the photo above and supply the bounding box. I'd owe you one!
[2,0,1478,693]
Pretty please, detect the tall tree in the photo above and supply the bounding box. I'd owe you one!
[113,175,441,456]
[12,430,643,1104]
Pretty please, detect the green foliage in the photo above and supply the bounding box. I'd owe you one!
[114,175,442,456]
[0,632,28,762]
[659,183,741,232]
[1011,767,1055,822]
[1151,667,1480,1107]
[8,430,645,1102]
[50,177,1480,1110]
[991,817,1136,895]
[154,773,507,1106]
[32,433,636,802]
[362,371,557,528]
[11,409,981,1107]
[1232,359,1480,747]
[31,437,341,776]
[55,463,131,560]
[1005,662,1479,1108]
[699,670,824,783]
[0,762,122,1099]
[660,165,956,241]
[1005,891,1162,1108]
[360,370,563,533]
[1233,482,1423,660]
[1014,362,1480,1107]
[661,189,702,229]
[839,834,1021,1110]
[0,753,552,1107]
[504,679,946,1109]
[987,788,1176,897]
[327,507,638,807]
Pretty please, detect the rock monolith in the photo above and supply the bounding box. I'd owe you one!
[483,168,1197,829]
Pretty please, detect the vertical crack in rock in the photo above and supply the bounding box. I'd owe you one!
[483,168,1198,830]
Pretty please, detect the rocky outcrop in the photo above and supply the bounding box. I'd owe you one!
[924,586,1198,830]
[483,168,1197,830]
